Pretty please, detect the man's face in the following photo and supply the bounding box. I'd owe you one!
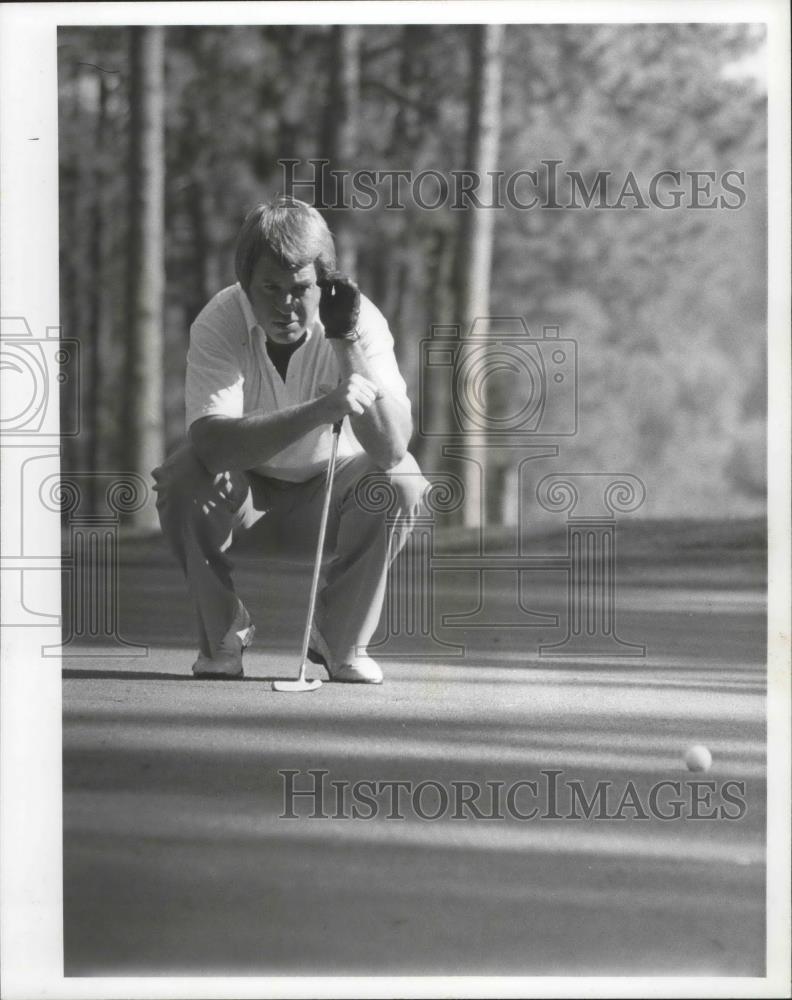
[247,253,321,344]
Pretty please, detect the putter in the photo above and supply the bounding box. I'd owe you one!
[273,419,343,692]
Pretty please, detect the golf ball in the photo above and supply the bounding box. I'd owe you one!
[685,744,713,772]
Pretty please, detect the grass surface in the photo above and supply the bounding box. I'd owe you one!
[62,517,767,976]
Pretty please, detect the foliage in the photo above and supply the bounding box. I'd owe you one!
[57,23,766,519]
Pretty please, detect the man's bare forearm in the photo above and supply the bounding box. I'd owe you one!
[332,341,412,468]
[189,399,329,473]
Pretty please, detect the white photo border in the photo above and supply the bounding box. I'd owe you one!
[1,2,789,998]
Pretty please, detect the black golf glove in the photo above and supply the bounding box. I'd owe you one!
[319,274,361,341]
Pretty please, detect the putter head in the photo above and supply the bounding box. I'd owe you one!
[272,677,323,693]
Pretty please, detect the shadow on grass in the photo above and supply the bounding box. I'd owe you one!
[61,668,317,685]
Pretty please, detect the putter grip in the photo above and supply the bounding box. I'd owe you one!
[332,419,343,435]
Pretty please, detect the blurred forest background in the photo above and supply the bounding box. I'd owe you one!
[57,23,767,530]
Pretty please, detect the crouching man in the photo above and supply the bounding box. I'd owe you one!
[153,196,428,682]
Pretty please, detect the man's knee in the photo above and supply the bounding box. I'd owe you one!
[152,442,213,510]
[386,452,430,511]
[350,451,429,517]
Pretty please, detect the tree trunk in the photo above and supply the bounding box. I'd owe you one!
[320,25,360,275]
[87,71,111,509]
[124,26,166,530]
[187,176,210,322]
[415,226,456,474]
[454,25,504,527]
[388,25,424,156]
[62,59,88,480]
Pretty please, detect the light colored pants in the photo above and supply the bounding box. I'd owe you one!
[152,443,428,664]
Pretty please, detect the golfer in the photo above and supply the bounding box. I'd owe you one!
[153,196,428,683]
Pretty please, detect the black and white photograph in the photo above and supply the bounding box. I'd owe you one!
[0,1,789,997]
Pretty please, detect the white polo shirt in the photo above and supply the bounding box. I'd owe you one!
[185,283,410,482]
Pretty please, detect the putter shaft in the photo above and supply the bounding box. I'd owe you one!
[274,419,342,692]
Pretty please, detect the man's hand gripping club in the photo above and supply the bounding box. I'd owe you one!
[318,274,411,469]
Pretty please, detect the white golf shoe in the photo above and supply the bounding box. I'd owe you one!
[308,625,383,684]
